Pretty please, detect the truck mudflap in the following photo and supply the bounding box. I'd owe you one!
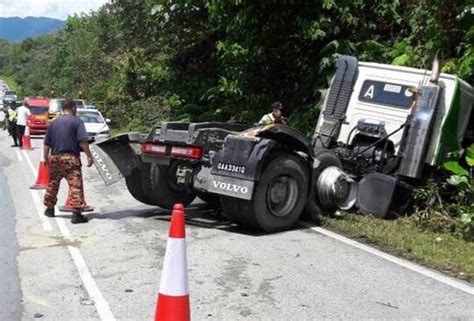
[204,135,276,199]
[93,132,146,185]
[211,135,276,181]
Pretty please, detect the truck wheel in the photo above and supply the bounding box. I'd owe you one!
[125,164,154,205]
[148,163,195,209]
[223,153,309,232]
[304,149,342,220]
[197,193,221,208]
[220,196,240,223]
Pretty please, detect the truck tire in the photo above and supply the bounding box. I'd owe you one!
[197,193,221,208]
[148,163,196,209]
[125,164,156,205]
[222,153,309,232]
[304,148,342,220]
[125,163,195,209]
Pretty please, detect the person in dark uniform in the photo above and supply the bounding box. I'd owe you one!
[43,99,94,223]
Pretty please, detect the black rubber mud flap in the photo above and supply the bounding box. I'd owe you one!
[90,144,124,186]
[357,173,396,218]
[212,135,276,182]
[95,132,145,181]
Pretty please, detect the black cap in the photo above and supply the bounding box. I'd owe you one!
[271,101,283,110]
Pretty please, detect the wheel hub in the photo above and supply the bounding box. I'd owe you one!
[266,176,298,218]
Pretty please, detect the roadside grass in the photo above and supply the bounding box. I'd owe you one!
[322,213,474,282]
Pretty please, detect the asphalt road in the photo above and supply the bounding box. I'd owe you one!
[1,129,473,321]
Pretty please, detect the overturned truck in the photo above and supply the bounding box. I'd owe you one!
[93,56,474,232]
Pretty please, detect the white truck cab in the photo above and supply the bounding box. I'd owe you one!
[312,55,473,217]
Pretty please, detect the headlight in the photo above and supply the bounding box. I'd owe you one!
[99,130,110,135]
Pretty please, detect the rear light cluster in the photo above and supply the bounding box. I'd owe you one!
[142,142,167,155]
[142,142,203,159]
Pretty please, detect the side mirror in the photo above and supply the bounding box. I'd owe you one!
[105,118,111,124]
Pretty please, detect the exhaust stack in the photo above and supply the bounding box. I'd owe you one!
[399,55,443,179]
[430,54,441,84]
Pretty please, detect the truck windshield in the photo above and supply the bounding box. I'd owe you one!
[358,80,415,109]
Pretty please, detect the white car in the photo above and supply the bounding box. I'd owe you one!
[76,108,111,142]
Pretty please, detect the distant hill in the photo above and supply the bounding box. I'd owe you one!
[0,17,65,42]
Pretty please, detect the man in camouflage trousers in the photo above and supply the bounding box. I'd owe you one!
[43,99,94,224]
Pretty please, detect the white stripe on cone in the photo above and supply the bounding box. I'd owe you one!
[25,125,30,136]
[159,238,189,296]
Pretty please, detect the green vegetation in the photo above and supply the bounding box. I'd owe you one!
[323,146,474,279]
[409,145,473,241]
[323,214,474,281]
[0,1,472,267]
[0,1,472,135]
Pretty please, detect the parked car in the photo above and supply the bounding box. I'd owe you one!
[76,108,111,142]
[49,98,86,121]
[25,97,50,135]
[3,90,17,104]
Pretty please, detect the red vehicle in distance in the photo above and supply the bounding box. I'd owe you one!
[25,97,50,135]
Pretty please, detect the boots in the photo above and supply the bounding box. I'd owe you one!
[71,212,89,224]
[44,207,55,217]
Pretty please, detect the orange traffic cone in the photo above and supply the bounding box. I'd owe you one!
[21,125,33,150]
[58,187,94,212]
[154,204,190,321]
[30,161,49,189]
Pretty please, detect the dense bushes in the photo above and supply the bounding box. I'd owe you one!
[413,145,474,241]
[0,1,472,135]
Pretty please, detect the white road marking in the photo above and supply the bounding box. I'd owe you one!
[16,150,52,231]
[303,223,474,296]
[15,149,23,161]
[55,214,116,321]
[20,146,116,321]
[22,149,37,174]
[30,189,53,232]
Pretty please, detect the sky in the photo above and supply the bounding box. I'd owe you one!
[0,0,108,20]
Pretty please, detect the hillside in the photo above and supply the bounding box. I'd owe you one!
[0,16,64,42]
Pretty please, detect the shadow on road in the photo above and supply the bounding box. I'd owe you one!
[82,203,307,237]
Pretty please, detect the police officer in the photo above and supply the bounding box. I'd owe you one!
[258,101,288,125]
[7,101,19,147]
[43,99,94,224]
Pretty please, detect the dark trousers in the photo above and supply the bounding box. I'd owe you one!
[17,125,25,147]
[8,123,19,146]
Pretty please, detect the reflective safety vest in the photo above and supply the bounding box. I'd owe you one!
[8,109,17,122]
[258,112,275,125]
